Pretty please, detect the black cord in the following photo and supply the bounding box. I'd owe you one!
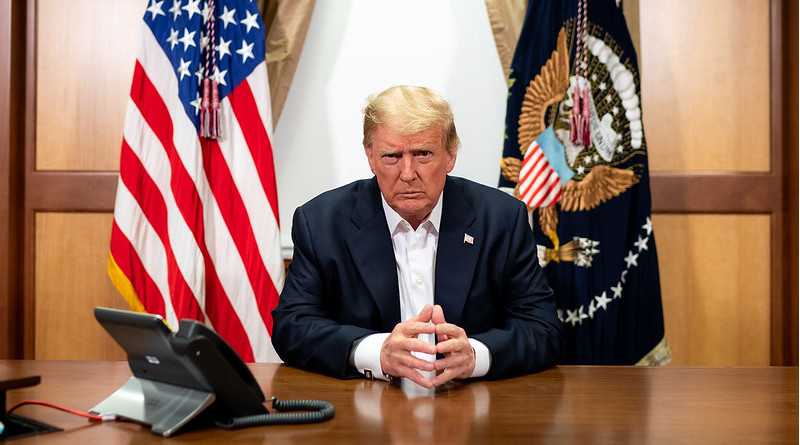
[215,397,335,429]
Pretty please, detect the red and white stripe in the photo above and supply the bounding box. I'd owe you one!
[108,20,284,362]
[518,140,562,209]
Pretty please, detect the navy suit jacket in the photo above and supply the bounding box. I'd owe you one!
[271,176,563,379]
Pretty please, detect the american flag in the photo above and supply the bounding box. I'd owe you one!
[108,0,284,362]
[517,140,562,209]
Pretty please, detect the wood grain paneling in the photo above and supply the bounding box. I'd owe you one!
[637,0,794,366]
[640,0,771,172]
[654,214,771,366]
[35,0,144,171]
[650,173,781,213]
[0,0,10,358]
[780,0,798,365]
[0,0,25,359]
[34,212,127,360]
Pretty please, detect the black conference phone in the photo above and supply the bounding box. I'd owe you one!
[90,307,333,437]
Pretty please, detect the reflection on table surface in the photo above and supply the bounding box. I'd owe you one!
[0,360,797,444]
[352,377,490,443]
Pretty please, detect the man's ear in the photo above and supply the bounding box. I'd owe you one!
[445,150,457,173]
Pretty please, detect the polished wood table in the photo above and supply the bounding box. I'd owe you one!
[0,360,797,444]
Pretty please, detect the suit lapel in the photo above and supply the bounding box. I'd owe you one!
[345,179,401,330]
[435,177,480,323]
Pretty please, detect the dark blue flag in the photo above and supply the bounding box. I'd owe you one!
[500,0,669,365]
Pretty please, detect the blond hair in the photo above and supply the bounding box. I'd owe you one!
[362,86,460,154]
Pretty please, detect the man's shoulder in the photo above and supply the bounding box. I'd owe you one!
[299,178,378,215]
[445,176,522,210]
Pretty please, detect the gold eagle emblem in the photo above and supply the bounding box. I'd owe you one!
[501,26,639,261]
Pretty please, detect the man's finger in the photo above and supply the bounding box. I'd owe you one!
[434,337,465,355]
[431,305,450,342]
[396,320,437,338]
[431,348,475,384]
[435,322,466,341]
[380,342,435,384]
[413,304,434,323]
[403,370,435,389]
[432,347,470,370]
[431,304,446,324]
[431,367,461,387]
[396,353,436,373]
[405,337,437,356]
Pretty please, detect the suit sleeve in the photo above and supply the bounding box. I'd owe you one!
[471,201,564,379]
[271,206,375,379]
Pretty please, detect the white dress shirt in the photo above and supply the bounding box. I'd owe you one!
[352,193,491,381]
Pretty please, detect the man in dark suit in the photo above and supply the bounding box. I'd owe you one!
[272,86,563,388]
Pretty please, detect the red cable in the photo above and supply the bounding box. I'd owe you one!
[6,400,114,421]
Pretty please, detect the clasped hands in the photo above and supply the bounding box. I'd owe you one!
[380,304,475,388]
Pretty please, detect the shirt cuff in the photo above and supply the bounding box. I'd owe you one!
[468,338,491,378]
[353,332,392,381]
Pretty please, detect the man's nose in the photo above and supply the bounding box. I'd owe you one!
[399,156,417,182]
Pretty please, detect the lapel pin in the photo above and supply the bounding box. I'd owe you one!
[463,233,474,245]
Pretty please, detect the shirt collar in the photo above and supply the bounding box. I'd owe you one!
[381,192,443,235]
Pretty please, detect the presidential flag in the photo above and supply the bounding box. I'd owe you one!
[108,0,284,362]
[500,0,669,365]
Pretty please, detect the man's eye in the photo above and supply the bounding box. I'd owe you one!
[382,154,399,164]
[417,151,431,157]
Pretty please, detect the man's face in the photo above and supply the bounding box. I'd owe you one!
[365,125,456,229]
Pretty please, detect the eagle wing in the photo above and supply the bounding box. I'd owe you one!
[501,156,521,183]
[560,165,639,211]
[517,27,570,155]
[538,205,559,237]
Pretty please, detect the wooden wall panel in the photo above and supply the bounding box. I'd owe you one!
[640,0,771,172]
[0,0,25,359]
[654,214,771,366]
[35,0,143,171]
[34,212,126,360]
[780,0,799,365]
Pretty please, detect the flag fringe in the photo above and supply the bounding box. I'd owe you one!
[107,253,147,314]
[635,336,672,366]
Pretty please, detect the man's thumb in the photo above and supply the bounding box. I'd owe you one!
[431,304,446,325]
